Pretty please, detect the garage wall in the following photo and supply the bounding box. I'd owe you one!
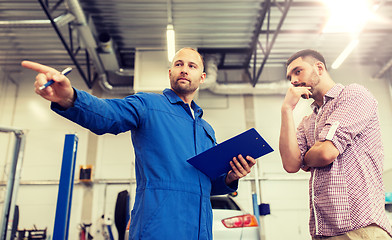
[0,59,391,240]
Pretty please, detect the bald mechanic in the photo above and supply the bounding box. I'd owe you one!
[22,47,256,240]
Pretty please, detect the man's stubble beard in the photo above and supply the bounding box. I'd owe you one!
[171,78,198,95]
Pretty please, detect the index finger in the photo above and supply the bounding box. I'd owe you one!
[21,60,59,74]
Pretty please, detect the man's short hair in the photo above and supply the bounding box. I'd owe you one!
[286,49,327,70]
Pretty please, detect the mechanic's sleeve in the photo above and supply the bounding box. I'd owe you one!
[210,173,238,196]
[51,88,147,135]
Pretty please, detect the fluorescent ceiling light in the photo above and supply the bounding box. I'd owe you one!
[321,0,374,33]
[331,39,359,69]
[166,24,176,62]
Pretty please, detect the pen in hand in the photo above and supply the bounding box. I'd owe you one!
[38,67,72,90]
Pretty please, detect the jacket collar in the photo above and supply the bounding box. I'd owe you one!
[163,88,204,118]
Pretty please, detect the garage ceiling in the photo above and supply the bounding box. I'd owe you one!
[1,0,391,89]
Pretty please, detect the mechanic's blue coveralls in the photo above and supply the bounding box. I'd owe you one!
[51,88,238,240]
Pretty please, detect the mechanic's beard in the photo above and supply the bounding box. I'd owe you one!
[172,81,197,95]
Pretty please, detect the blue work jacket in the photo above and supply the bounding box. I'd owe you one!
[51,88,238,240]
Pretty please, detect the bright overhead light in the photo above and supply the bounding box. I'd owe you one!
[321,0,374,33]
[331,39,359,69]
[166,24,176,62]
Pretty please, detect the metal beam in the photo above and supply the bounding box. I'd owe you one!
[244,0,271,70]
[38,0,93,88]
[198,48,251,70]
[245,0,293,86]
[252,0,293,87]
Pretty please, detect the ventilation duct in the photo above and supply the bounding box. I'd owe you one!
[201,55,290,95]
[66,0,133,94]
[66,0,104,75]
[97,32,120,71]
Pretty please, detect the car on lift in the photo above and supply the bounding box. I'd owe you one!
[124,194,260,240]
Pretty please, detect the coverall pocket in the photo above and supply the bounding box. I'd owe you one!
[140,189,201,240]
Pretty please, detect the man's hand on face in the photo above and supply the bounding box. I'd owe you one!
[282,86,312,111]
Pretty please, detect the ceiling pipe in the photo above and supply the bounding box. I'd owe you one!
[97,74,135,95]
[205,80,290,95]
[97,32,120,71]
[65,0,104,75]
[201,55,290,95]
[65,0,133,94]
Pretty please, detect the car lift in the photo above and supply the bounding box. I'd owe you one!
[0,126,26,240]
[53,134,79,240]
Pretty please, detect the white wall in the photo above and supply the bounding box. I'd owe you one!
[0,55,391,240]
